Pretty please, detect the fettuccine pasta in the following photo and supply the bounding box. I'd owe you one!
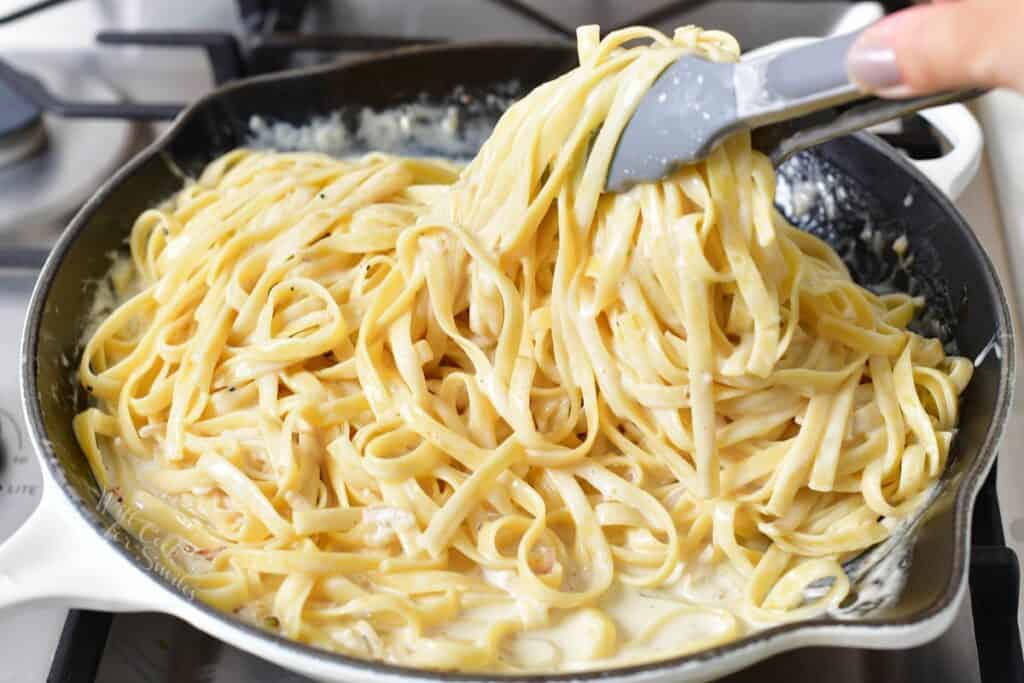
[75,25,972,672]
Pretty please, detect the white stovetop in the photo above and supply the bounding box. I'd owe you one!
[971,91,1024,631]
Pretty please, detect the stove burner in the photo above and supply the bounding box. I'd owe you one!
[0,78,45,168]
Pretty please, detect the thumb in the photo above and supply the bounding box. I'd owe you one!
[847,2,1022,96]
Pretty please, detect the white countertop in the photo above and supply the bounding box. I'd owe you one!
[967,90,1024,633]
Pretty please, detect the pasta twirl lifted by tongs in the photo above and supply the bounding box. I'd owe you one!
[74,25,972,672]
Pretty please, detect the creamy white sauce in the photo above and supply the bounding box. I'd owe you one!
[361,506,416,546]
[247,84,519,161]
[334,620,386,659]
[80,252,137,351]
[446,560,751,672]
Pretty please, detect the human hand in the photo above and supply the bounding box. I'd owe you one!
[846,0,1024,96]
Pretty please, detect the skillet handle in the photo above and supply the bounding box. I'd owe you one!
[913,103,984,200]
[745,35,983,202]
[758,98,982,202]
[0,478,177,612]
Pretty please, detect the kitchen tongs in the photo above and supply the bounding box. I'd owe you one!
[605,29,981,192]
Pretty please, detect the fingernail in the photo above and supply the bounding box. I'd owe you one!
[847,34,906,95]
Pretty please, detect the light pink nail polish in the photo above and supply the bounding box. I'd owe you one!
[847,34,905,95]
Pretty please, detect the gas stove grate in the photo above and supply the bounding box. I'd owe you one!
[0,0,920,123]
[968,464,1024,683]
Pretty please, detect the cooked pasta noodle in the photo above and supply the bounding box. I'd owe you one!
[74,25,972,672]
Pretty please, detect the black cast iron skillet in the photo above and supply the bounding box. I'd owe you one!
[12,42,1015,683]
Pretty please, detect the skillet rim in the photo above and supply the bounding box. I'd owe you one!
[19,39,1016,682]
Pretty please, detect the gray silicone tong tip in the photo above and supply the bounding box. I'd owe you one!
[606,57,740,193]
[605,29,981,193]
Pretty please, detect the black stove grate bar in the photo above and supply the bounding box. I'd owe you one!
[971,546,1024,683]
[0,59,180,120]
[93,28,448,82]
[96,31,246,86]
[486,0,574,38]
[47,611,113,683]
[238,0,309,37]
[610,0,918,32]
[0,23,449,123]
[249,32,446,54]
[612,0,734,32]
[969,464,1024,683]
[0,0,72,26]
[239,0,310,74]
